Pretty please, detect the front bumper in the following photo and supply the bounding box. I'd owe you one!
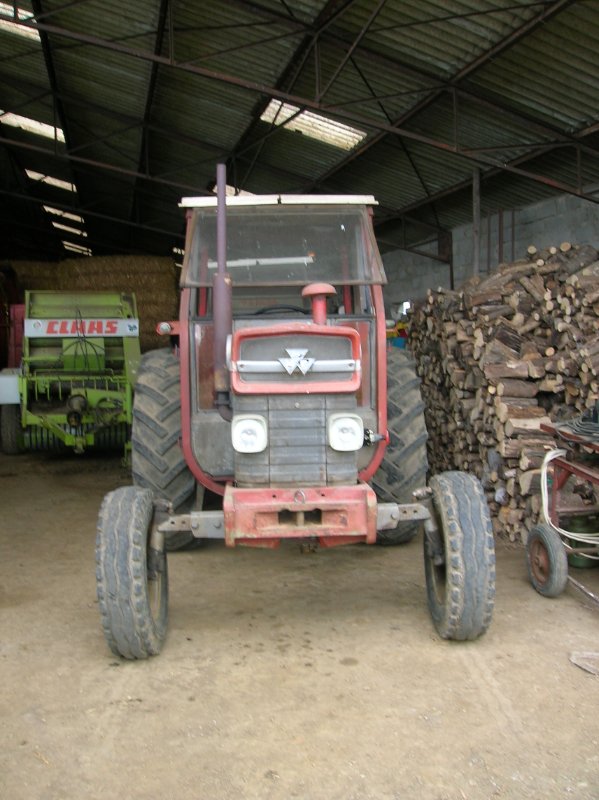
[156,486,433,549]
[223,483,378,547]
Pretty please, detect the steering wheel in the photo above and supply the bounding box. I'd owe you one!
[253,304,310,315]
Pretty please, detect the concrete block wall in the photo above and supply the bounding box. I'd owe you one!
[382,193,599,314]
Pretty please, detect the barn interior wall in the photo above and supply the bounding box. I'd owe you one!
[382,192,599,317]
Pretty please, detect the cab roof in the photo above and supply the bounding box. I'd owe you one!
[180,195,377,209]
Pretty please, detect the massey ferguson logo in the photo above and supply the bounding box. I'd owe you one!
[279,348,315,375]
[24,318,140,337]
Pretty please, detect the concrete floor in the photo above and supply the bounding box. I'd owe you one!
[1,450,599,800]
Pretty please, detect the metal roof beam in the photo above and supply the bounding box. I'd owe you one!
[4,5,598,206]
[1,137,210,195]
[3,74,231,157]
[225,0,361,190]
[309,0,581,184]
[0,188,184,241]
[130,0,171,235]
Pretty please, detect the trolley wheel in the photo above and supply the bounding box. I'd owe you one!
[526,523,568,598]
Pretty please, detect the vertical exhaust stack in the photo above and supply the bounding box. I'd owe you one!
[212,163,233,420]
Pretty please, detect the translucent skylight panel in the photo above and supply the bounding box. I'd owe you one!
[26,170,76,193]
[51,221,87,237]
[63,241,91,256]
[43,206,84,224]
[261,100,366,151]
[1,110,64,142]
[211,184,255,197]
[0,3,40,41]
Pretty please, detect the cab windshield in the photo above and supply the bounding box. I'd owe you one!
[183,203,386,287]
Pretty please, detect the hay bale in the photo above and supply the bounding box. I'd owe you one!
[10,255,179,352]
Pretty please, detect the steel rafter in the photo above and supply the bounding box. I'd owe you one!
[227,0,360,190]
[4,2,595,208]
[130,0,171,238]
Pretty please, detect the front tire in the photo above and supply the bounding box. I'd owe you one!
[132,349,196,550]
[96,486,168,659]
[425,471,495,640]
[372,347,428,544]
[526,523,568,598]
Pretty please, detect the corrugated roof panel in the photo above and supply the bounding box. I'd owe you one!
[1,0,599,262]
[405,92,558,165]
[0,7,49,97]
[148,133,222,195]
[239,122,353,183]
[292,43,438,129]
[471,4,599,132]
[171,3,305,88]
[334,0,543,77]
[152,71,257,152]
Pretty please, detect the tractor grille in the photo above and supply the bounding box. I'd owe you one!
[235,332,356,387]
[233,394,358,488]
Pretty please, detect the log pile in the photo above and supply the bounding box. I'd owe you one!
[408,242,599,541]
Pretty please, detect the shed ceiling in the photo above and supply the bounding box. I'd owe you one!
[1,0,598,262]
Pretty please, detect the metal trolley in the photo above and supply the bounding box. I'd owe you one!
[526,421,599,605]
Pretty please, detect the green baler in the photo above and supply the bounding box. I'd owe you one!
[0,290,140,456]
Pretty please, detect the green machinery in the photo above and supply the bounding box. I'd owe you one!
[0,290,140,456]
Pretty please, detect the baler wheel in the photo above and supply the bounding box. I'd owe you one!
[424,471,495,640]
[1,405,23,455]
[372,347,428,544]
[132,349,196,550]
[96,486,168,659]
[526,523,568,598]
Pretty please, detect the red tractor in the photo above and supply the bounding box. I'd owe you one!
[95,167,495,659]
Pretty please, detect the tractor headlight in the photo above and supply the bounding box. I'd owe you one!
[231,415,268,453]
[328,413,364,452]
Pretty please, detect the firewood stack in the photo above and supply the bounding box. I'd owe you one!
[407,242,599,541]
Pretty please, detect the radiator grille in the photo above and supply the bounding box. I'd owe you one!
[236,333,356,386]
[233,394,358,488]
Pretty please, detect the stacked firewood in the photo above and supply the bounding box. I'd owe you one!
[408,242,599,541]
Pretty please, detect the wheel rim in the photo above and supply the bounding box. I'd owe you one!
[431,560,447,604]
[146,529,165,621]
[148,570,163,619]
[529,538,550,586]
[427,523,447,605]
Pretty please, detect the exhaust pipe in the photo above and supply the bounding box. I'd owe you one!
[212,163,233,420]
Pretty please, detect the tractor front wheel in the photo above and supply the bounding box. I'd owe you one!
[96,486,168,659]
[424,471,495,640]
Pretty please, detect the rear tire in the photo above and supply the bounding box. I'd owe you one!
[131,349,196,550]
[95,486,168,659]
[1,404,23,455]
[372,347,428,544]
[526,523,568,598]
[424,471,495,640]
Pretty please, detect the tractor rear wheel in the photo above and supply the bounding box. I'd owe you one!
[1,404,23,455]
[372,347,428,544]
[131,349,196,551]
[96,486,168,659]
[424,471,495,640]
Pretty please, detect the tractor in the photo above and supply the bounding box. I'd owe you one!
[95,166,495,659]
